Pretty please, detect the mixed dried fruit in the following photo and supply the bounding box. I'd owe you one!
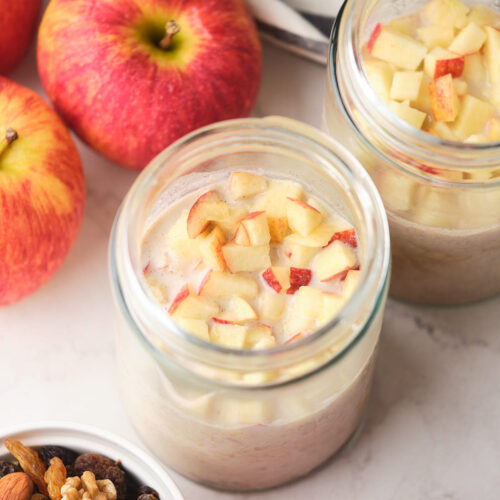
[364,0,500,142]
[0,440,160,500]
[141,172,362,349]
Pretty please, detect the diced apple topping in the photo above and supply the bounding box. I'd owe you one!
[199,270,258,299]
[210,323,248,348]
[230,171,267,199]
[215,297,258,323]
[312,240,358,282]
[485,26,500,84]
[429,74,460,122]
[452,94,494,139]
[144,174,361,353]
[417,24,455,49]
[199,225,226,271]
[368,24,428,70]
[422,0,469,29]
[175,318,210,341]
[169,286,220,320]
[238,211,270,245]
[320,293,346,326]
[342,269,361,300]
[222,243,271,273]
[258,291,286,322]
[187,190,229,238]
[424,47,464,79]
[364,59,394,102]
[262,266,291,293]
[390,71,423,101]
[488,118,500,141]
[448,22,487,55]
[389,100,427,129]
[286,198,323,236]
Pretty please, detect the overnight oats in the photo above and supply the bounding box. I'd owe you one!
[110,118,390,491]
[325,0,500,305]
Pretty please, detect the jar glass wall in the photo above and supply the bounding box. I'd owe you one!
[325,0,500,305]
[110,117,390,491]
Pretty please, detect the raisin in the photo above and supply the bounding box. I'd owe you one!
[0,460,22,478]
[74,453,126,500]
[137,486,159,499]
[5,440,48,495]
[37,446,77,471]
[44,457,66,500]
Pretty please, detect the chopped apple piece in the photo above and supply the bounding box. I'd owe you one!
[222,243,271,273]
[448,22,487,55]
[429,74,460,122]
[283,241,319,267]
[288,267,312,294]
[485,26,500,84]
[388,15,418,36]
[424,47,465,79]
[453,79,468,96]
[326,228,357,248]
[230,171,267,200]
[210,323,248,349]
[167,210,203,262]
[296,286,323,318]
[312,240,358,282]
[342,269,361,300]
[217,205,248,237]
[284,223,349,248]
[233,223,250,245]
[368,24,428,70]
[186,191,231,238]
[462,53,486,88]
[245,324,276,349]
[286,198,323,236]
[417,24,454,49]
[175,318,210,341]
[306,197,328,217]
[199,270,258,299]
[199,225,226,271]
[320,292,345,326]
[364,59,394,102]
[253,181,303,242]
[422,0,469,29]
[259,291,286,322]
[216,296,257,323]
[467,6,500,29]
[168,285,190,314]
[488,118,500,141]
[464,134,489,144]
[239,211,270,245]
[169,287,220,320]
[452,94,495,139]
[411,74,433,114]
[426,121,457,141]
[262,266,290,293]
[389,101,427,129]
[145,278,169,304]
[390,71,423,101]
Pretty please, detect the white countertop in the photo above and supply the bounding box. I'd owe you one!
[1,27,500,500]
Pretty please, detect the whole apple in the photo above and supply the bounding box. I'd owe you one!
[0,0,42,74]
[38,0,262,170]
[0,77,85,306]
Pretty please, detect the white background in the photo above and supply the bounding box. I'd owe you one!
[1,4,500,500]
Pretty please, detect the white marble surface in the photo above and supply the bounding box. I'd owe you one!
[1,18,500,500]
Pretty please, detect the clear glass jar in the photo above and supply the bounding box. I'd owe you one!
[325,0,500,305]
[109,117,390,491]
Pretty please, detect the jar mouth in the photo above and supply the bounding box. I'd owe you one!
[110,117,390,379]
[329,0,500,182]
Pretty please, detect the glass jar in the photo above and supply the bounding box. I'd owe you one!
[325,0,500,305]
[109,117,390,491]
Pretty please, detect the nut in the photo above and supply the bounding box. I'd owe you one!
[0,472,34,500]
[61,474,116,500]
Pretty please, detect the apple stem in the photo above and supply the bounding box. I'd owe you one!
[0,128,18,158]
[159,20,180,49]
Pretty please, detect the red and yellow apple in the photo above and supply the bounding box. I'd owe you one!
[0,77,85,305]
[0,0,42,75]
[37,0,262,170]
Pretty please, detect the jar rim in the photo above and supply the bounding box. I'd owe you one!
[110,117,390,384]
[329,0,500,182]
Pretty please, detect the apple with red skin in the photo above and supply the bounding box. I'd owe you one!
[38,0,262,170]
[0,77,85,305]
[0,0,42,75]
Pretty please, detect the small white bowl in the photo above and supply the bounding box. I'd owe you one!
[0,421,183,500]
